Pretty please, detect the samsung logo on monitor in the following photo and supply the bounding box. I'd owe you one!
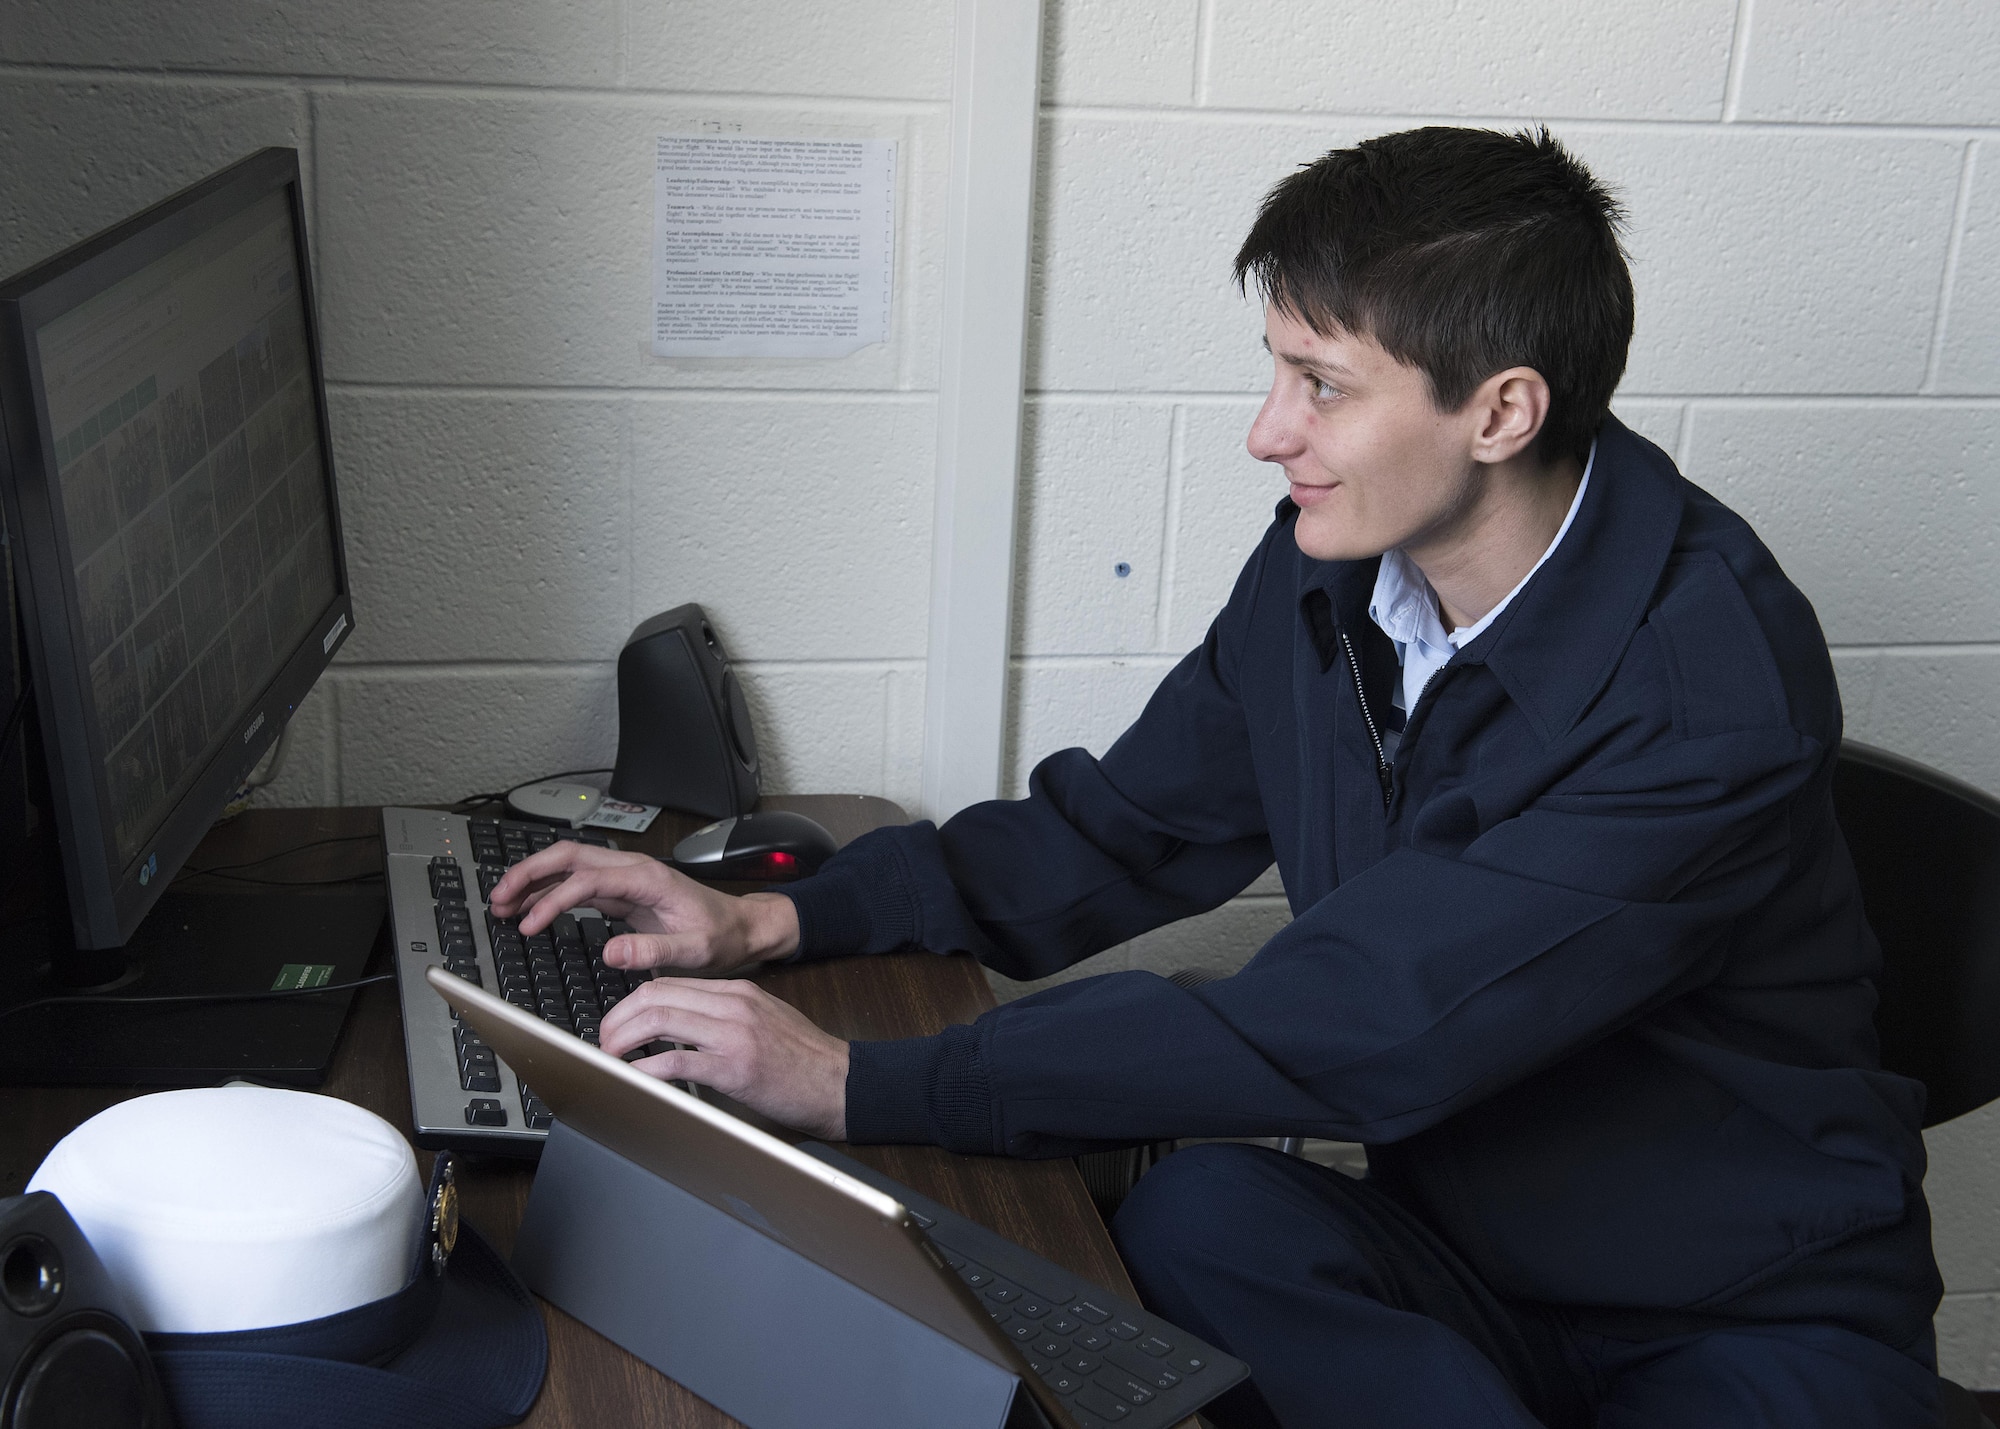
[242,711,266,745]
[324,613,348,653]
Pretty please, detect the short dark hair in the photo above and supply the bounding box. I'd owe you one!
[1234,126,1633,465]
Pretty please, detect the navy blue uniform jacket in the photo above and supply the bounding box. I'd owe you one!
[786,417,1942,1353]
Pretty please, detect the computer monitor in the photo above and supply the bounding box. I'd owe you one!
[0,149,379,1083]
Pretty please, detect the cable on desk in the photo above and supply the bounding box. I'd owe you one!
[177,868,384,889]
[177,831,381,880]
[0,973,396,1026]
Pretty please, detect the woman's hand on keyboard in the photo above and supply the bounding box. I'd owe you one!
[597,977,849,1140]
[486,843,801,976]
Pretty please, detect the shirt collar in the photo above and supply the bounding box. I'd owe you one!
[1367,442,1596,661]
[1294,415,1689,743]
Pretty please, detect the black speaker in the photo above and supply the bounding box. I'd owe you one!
[609,605,760,821]
[1,1192,168,1429]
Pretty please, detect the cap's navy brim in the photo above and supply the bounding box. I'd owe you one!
[144,1221,547,1429]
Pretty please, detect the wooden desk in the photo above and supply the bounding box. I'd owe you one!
[0,799,1151,1429]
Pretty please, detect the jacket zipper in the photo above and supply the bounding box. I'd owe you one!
[1339,630,1394,809]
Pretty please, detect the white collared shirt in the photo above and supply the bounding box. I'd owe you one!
[1367,442,1596,720]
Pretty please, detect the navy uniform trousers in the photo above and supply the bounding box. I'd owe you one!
[1113,1143,1942,1429]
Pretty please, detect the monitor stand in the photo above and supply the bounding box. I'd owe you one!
[0,882,386,1087]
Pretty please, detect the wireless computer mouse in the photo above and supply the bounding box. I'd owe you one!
[668,810,838,882]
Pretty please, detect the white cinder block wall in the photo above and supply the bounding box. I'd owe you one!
[5,0,2000,1385]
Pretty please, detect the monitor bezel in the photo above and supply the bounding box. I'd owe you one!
[0,148,354,950]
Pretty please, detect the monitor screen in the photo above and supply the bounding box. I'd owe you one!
[35,191,339,866]
[0,149,353,949]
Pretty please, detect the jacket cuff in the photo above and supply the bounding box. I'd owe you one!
[775,827,922,960]
[844,1023,998,1153]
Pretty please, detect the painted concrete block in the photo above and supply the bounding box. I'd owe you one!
[1736,0,2000,126]
[0,77,306,280]
[1204,0,1735,120]
[1036,121,1959,399]
[334,666,619,806]
[884,665,927,817]
[1610,401,1685,461]
[314,91,941,390]
[1830,650,1884,746]
[255,680,337,806]
[625,0,950,100]
[988,892,1293,1003]
[328,393,631,664]
[1938,1292,2000,1390]
[1927,1098,2000,1294]
[0,0,621,86]
[732,662,892,797]
[1014,400,1172,656]
[1938,143,2000,396]
[1041,0,1200,108]
[1862,649,2000,800]
[1031,118,1348,394]
[893,118,950,393]
[1681,404,2000,647]
[1562,128,1963,397]
[1167,400,1285,652]
[626,397,934,662]
[1004,655,1179,796]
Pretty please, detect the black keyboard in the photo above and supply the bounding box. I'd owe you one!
[808,1144,1249,1428]
[385,807,654,1150]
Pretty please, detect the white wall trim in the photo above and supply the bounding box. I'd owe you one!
[920,0,1045,821]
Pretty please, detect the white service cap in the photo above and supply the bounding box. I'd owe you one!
[28,1085,423,1334]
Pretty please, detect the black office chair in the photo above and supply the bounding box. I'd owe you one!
[1834,740,2000,1429]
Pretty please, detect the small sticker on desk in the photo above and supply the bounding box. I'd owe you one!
[583,799,660,833]
[272,963,334,990]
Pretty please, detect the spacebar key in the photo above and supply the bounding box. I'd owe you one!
[1072,1383,1130,1421]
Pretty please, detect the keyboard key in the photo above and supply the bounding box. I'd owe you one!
[985,1285,1020,1304]
[1032,1336,1064,1359]
[1044,1370,1084,1395]
[960,1267,993,1289]
[1166,1349,1207,1375]
[1016,1299,1051,1320]
[1071,1300,1111,1324]
[907,1210,936,1229]
[1106,1340,1182,1390]
[1107,1319,1142,1341]
[1072,1384,1129,1421]
[1092,1370,1154,1407]
[1005,1322,1038,1343]
[462,1070,501,1092]
[1075,1328,1111,1352]
[1063,1353,1101,1376]
[1045,1315,1081,1337]
[464,1098,507,1127]
[1137,1335,1172,1358]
